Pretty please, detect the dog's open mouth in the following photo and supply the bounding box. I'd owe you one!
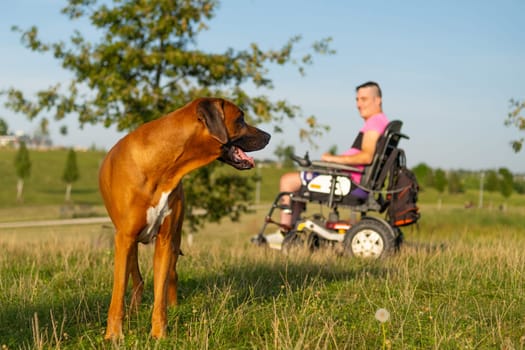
[220,145,255,169]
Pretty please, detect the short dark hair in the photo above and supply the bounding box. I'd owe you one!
[356,81,382,98]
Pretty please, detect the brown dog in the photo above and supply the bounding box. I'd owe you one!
[99,98,270,339]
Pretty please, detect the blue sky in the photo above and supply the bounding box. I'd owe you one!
[1,0,524,172]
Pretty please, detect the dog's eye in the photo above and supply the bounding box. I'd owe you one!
[236,116,246,126]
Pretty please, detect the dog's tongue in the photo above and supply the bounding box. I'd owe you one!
[234,147,255,167]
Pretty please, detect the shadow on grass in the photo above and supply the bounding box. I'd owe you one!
[0,292,111,348]
[0,248,393,347]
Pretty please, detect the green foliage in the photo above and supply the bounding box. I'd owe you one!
[62,148,80,183]
[1,0,334,228]
[447,171,464,194]
[59,125,68,135]
[274,143,296,168]
[412,163,433,190]
[482,168,514,199]
[183,163,255,232]
[513,177,525,194]
[498,167,513,198]
[0,118,8,135]
[484,170,499,192]
[505,98,524,152]
[14,141,31,179]
[4,0,333,141]
[433,168,447,194]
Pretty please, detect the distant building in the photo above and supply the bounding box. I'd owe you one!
[0,135,17,147]
[0,132,52,150]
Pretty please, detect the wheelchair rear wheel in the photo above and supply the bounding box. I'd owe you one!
[343,218,398,259]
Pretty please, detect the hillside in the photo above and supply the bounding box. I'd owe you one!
[0,148,106,208]
[1,148,524,214]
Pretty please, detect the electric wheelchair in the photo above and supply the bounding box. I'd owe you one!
[251,120,410,259]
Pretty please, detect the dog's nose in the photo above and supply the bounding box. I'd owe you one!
[261,130,271,145]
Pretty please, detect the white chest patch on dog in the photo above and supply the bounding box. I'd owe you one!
[137,191,173,244]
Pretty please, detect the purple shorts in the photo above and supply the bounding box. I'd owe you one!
[300,171,319,185]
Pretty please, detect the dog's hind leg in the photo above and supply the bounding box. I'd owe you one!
[128,242,144,313]
[105,231,135,340]
[167,254,179,307]
[150,223,175,338]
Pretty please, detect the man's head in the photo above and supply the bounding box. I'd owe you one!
[355,81,383,119]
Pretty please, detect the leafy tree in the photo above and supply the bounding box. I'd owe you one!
[62,148,80,202]
[14,141,31,203]
[274,143,296,168]
[0,118,8,135]
[513,177,525,195]
[505,98,524,152]
[2,0,334,231]
[484,170,499,192]
[433,168,447,209]
[412,163,433,190]
[447,171,464,194]
[183,164,254,232]
[433,168,447,194]
[498,167,513,199]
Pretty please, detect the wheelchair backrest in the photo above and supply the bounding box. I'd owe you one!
[359,120,408,191]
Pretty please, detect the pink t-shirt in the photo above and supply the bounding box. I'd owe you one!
[342,113,389,183]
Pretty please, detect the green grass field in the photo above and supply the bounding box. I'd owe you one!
[0,148,106,208]
[1,148,524,219]
[0,207,524,349]
[1,149,525,348]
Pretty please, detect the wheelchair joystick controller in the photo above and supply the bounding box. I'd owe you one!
[291,152,311,167]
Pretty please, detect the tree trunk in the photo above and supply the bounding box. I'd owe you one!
[16,178,24,203]
[65,183,72,203]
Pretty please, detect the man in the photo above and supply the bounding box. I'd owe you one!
[276,81,389,235]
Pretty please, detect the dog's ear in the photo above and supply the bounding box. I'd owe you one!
[197,99,228,144]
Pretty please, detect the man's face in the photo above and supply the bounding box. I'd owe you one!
[355,86,382,119]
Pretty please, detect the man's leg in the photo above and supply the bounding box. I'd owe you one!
[279,172,304,230]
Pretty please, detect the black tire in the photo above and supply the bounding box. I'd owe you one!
[281,231,305,255]
[343,218,397,259]
[306,232,321,252]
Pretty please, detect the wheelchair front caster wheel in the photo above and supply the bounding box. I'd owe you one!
[281,231,304,255]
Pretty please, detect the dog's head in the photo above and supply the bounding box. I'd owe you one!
[197,98,271,169]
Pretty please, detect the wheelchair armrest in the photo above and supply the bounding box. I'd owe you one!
[309,160,363,173]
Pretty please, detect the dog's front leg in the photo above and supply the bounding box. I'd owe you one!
[105,233,135,340]
[167,190,183,307]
